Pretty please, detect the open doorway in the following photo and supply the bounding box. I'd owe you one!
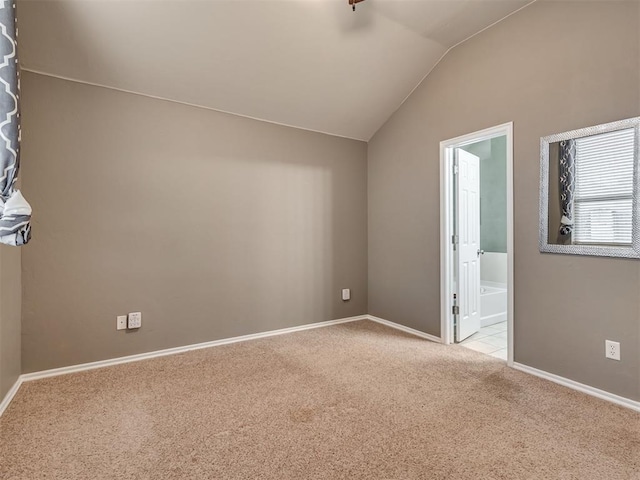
[439,123,514,365]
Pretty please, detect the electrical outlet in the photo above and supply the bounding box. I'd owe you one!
[342,288,350,301]
[605,340,620,361]
[128,312,142,329]
[116,315,128,331]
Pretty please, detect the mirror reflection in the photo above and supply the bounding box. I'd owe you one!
[540,117,640,258]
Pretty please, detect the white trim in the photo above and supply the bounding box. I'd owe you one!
[0,376,23,417]
[1,316,370,415]
[513,362,640,413]
[20,68,367,143]
[439,122,515,368]
[5,315,638,416]
[366,315,442,343]
[19,315,368,383]
[439,141,453,348]
[505,124,515,368]
[1,314,439,416]
[1,314,440,416]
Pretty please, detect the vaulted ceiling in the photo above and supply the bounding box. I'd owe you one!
[17,0,532,141]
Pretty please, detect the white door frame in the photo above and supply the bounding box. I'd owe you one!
[439,122,514,366]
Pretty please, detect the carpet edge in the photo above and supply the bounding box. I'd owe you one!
[512,362,640,413]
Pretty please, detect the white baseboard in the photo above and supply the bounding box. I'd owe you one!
[366,315,442,343]
[7,316,637,417]
[19,314,442,385]
[0,315,367,416]
[0,376,23,417]
[20,315,369,383]
[512,362,640,413]
[1,314,440,416]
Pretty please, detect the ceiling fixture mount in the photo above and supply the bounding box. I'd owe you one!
[348,0,365,12]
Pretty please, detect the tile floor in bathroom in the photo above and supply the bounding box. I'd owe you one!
[459,321,507,360]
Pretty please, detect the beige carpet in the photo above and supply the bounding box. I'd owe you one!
[1,320,638,479]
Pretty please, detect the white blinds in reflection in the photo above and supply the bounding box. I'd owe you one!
[573,128,635,245]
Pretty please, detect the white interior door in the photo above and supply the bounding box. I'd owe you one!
[455,148,481,342]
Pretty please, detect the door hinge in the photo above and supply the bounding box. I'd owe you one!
[451,234,458,251]
[452,305,460,315]
[453,164,459,175]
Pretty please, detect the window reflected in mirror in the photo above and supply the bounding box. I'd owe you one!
[540,117,640,258]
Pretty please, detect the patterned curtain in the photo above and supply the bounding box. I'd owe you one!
[558,139,576,240]
[0,1,30,246]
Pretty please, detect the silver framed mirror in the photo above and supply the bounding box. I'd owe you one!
[539,117,640,258]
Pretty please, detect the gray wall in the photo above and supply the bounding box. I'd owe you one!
[368,1,640,400]
[20,72,368,373]
[462,136,507,253]
[0,246,21,401]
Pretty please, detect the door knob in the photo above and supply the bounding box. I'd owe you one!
[477,249,485,257]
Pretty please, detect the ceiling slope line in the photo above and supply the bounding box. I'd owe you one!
[20,67,368,143]
[367,0,539,141]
